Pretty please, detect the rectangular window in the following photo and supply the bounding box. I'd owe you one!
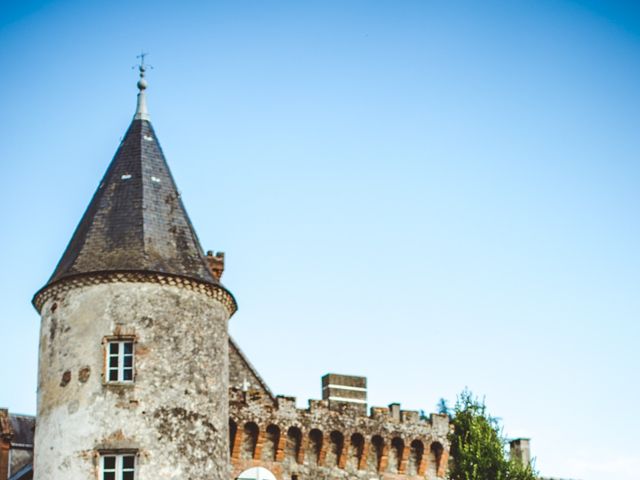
[101,454,135,480]
[107,340,134,382]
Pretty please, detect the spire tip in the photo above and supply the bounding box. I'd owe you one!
[134,52,151,121]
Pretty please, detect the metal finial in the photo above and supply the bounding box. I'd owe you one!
[137,51,148,66]
[133,52,152,121]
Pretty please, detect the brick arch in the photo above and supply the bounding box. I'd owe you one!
[407,439,425,475]
[229,419,238,456]
[261,424,280,461]
[285,426,303,464]
[428,441,444,478]
[325,430,344,467]
[387,436,404,473]
[367,435,385,472]
[241,422,259,460]
[305,428,324,466]
[346,432,365,470]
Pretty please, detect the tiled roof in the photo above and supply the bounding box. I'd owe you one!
[8,414,35,446]
[41,118,222,290]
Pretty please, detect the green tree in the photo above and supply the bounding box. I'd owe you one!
[437,398,450,416]
[448,389,537,480]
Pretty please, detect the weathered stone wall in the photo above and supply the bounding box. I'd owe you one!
[10,448,33,476]
[34,281,230,480]
[229,338,274,401]
[509,438,531,467]
[1,409,35,479]
[0,438,7,479]
[229,389,451,480]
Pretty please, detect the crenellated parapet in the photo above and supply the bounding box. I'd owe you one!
[229,387,451,480]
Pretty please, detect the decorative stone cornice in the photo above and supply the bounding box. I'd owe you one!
[32,271,237,316]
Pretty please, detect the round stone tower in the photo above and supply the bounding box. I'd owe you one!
[32,62,236,479]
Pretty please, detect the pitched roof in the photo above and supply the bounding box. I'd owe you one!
[229,336,275,402]
[9,414,35,446]
[42,117,220,289]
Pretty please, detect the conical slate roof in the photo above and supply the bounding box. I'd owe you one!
[44,117,219,288]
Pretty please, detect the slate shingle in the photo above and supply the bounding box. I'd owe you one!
[44,119,220,288]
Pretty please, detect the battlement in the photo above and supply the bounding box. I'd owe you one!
[231,388,450,433]
[229,382,451,479]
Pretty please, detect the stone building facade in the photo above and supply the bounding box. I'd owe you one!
[228,389,450,480]
[6,68,461,480]
[29,64,235,480]
[0,410,34,480]
[226,294,451,480]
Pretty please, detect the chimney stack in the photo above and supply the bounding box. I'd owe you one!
[322,374,367,415]
[509,438,531,467]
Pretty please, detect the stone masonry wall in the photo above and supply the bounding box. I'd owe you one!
[229,389,450,480]
[34,281,230,480]
[229,338,274,401]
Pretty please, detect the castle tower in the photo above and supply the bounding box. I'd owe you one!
[31,61,236,479]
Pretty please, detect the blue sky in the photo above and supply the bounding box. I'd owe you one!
[1,1,639,479]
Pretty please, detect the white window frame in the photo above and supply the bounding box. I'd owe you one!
[106,339,135,383]
[100,453,136,480]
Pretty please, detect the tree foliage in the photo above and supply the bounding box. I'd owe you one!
[447,389,537,480]
[437,397,450,416]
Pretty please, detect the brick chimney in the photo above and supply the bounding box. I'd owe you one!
[510,438,531,467]
[322,374,367,415]
[206,251,225,280]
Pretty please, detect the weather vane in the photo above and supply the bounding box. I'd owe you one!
[133,51,153,84]
[137,51,148,67]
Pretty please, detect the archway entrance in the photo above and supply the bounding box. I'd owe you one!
[236,467,277,480]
